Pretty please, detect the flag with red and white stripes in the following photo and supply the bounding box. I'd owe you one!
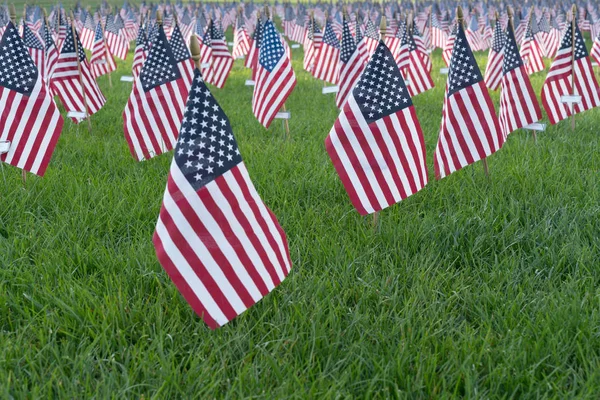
[403,25,434,97]
[245,17,262,77]
[356,19,369,65]
[132,24,147,79]
[42,20,58,84]
[51,23,106,123]
[153,69,292,329]
[22,21,44,73]
[123,24,187,161]
[0,22,64,177]
[204,20,234,89]
[303,18,319,72]
[170,22,195,88]
[363,19,380,59]
[90,22,116,79]
[541,21,600,125]
[466,16,483,51]
[431,13,447,48]
[252,19,296,128]
[336,15,366,108]
[232,15,251,59]
[80,12,96,50]
[105,14,128,60]
[498,21,542,137]
[442,23,457,67]
[312,20,340,84]
[434,21,504,180]
[592,29,600,66]
[326,40,428,216]
[520,14,545,75]
[484,19,505,90]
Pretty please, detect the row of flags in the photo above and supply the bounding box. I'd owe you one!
[2,1,600,328]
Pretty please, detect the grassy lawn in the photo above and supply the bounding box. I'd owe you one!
[2,19,600,398]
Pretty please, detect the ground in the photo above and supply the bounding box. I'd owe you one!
[1,18,600,398]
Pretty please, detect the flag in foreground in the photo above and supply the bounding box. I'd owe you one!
[325,40,428,215]
[434,18,503,180]
[0,22,64,176]
[153,68,292,329]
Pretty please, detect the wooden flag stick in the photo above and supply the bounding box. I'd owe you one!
[100,16,113,88]
[372,211,379,230]
[190,28,202,69]
[281,103,290,139]
[570,4,577,131]
[71,12,92,133]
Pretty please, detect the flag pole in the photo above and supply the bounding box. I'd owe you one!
[70,11,92,133]
[9,4,26,185]
[100,13,113,88]
[570,4,577,131]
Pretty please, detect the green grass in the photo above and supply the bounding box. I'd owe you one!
[2,27,600,398]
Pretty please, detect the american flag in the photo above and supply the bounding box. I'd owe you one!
[336,14,365,109]
[105,14,128,60]
[312,20,340,84]
[520,13,545,75]
[204,20,234,89]
[538,13,557,58]
[169,21,195,88]
[541,21,600,125]
[56,12,67,51]
[80,12,96,50]
[22,21,44,72]
[90,22,116,79]
[252,19,296,129]
[442,22,457,67]
[232,14,250,59]
[434,19,504,180]
[549,15,562,59]
[592,28,600,66]
[123,24,187,161]
[465,15,483,51]
[498,20,542,138]
[289,11,306,43]
[42,18,58,83]
[484,18,505,90]
[403,24,434,97]
[430,13,447,48]
[153,69,292,329]
[51,22,106,123]
[245,17,262,79]
[325,40,428,215]
[356,18,368,64]
[391,19,408,67]
[303,17,319,72]
[132,24,147,79]
[0,22,64,177]
[514,10,527,44]
[363,19,380,59]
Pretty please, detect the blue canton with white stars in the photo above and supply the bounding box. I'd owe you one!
[355,19,363,43]
[136,26,147,48]
[252,19,263,47]
[169,24,190,63]
[491,20,505,52]
[502,23,523,74]
[43,20,56,51]
[139,25,181,92]
[0,22,38,95]
[352,41,412,124]
[259,20,285,72]
[175,69,242,190]
[94,22,103,41]
[340,17,356,64]
[23,23,43,50]
[447,23,483,97]
[322,21,340,49]
[364,19,379,39]
[559,24,589,60]
[61,27,87,62]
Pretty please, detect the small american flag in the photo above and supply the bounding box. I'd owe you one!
[123,24,187,161]
[22,21,44,73]
[80,12,95,50]
[520,14,545,75]
[434,19,504,180]
[132,24,147,79]
[498,21,542,137]
[51,22,106,123]
[90,22,116,79]
[363,19,379,58]
[356,18,368,65]
[232,14,251,59]
[325,40,428,215]
[204,20,234,89]
[465,15,483,51]
[302,18,319,72]
[42,19,58,83]
[442,22,457,67]
[484,18,505,90]
[245,17,262,77]
[403,24,434,97]
[312,20,340,84]
[0,22,64,176]
[105,14,128,60]
[252,19,296,129]
[592,28,600,66]
[542,21,600,125]
[169,21,195,88]
[153,69,292,329]
[430,13,447,48]
[336,15,365,109]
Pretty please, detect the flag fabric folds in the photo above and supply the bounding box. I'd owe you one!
[153,68,292,329]
[22,22,44,72]
[169,22,195,88]
[484,19,505,90]
[312,20,340,84]
[336,15,365,109]
[90,22,116,79]
[325,41,428,215]
[123,24,187,161]
[252,19,296,129]
[434,20,504,180]
[0,22,64,176]
[541,21,600,125]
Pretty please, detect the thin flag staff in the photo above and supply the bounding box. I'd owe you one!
[153,35,292,329]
